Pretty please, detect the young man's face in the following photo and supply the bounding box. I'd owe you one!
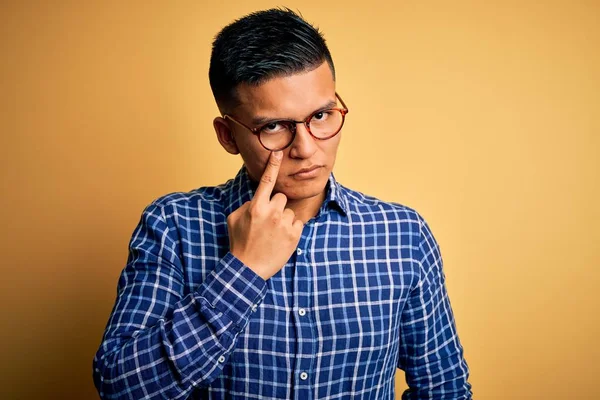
[218,61,342,202]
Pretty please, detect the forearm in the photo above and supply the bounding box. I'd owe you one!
[93,253,267,400]
[399,214,472,399]
[401,343,471,400]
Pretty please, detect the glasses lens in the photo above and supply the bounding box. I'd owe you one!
[259,121,294,151]
[309,110,344,138]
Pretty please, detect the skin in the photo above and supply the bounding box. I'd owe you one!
[213,61,341,224]
[225,151,304,280]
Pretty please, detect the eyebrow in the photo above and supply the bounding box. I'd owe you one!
[250,99,338,126]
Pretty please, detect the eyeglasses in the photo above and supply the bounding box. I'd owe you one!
[223,92,349,151]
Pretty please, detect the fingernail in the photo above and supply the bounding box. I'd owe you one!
[273,151,282,159]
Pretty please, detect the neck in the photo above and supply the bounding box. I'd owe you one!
[285,190,326,223]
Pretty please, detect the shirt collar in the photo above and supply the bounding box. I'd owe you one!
[224,166,349,218]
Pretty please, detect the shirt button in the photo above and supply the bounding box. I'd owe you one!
[251,304,258,312]
[298,308,306,316]
[300,372,308,380]
[296,248,303,256]
[218,355,226,363]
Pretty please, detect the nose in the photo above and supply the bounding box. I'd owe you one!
[288,122,318,159]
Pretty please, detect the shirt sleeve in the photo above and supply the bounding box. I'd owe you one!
[397,214,473,399]
[93,202,268,400]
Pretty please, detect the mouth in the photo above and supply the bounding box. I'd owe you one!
[290,165,323,179]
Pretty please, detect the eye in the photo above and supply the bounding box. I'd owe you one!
[312,111,331,121]
[261,122,285,135]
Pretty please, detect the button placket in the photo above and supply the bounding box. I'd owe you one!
[292,227,315,399]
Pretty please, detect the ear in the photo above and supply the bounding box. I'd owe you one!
[213,117,240,155]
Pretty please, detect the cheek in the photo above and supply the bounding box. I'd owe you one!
[242,155,268,182]
[234,139,267,178]
[323,135,341,163]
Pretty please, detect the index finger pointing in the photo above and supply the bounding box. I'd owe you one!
[254,151,282,202]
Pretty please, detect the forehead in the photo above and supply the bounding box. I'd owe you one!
[234,61,336,119]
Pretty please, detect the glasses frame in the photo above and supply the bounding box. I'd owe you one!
[223,92,349,151]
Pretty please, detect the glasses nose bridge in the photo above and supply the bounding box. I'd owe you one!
[289,118,312,136]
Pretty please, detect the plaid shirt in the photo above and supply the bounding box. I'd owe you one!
[93,167,472,399]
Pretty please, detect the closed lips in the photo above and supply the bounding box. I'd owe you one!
[292,165,321,175]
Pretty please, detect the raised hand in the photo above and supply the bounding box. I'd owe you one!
[227,151,304,280]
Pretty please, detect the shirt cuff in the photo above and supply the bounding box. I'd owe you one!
[195,252,267,331]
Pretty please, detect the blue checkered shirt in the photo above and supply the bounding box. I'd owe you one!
[93,167,472,399]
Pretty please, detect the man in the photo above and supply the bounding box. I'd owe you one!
[93,8,472,400]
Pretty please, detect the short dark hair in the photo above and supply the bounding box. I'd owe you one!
[209,8,335,113]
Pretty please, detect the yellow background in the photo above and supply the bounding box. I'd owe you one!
[1,1,599,399]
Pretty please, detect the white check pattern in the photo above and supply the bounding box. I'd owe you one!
[93,167,472,399]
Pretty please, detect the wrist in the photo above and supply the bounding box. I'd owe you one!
[230,251,271,280]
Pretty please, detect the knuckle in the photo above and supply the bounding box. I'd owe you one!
[248,202,261,216]
[228,203,247,222]
[261,174,274,185]
[294,221,304,232]
[273,193,287,203]
[283,208,294,218]
[270,213,281,225]
[288,227,299,239]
